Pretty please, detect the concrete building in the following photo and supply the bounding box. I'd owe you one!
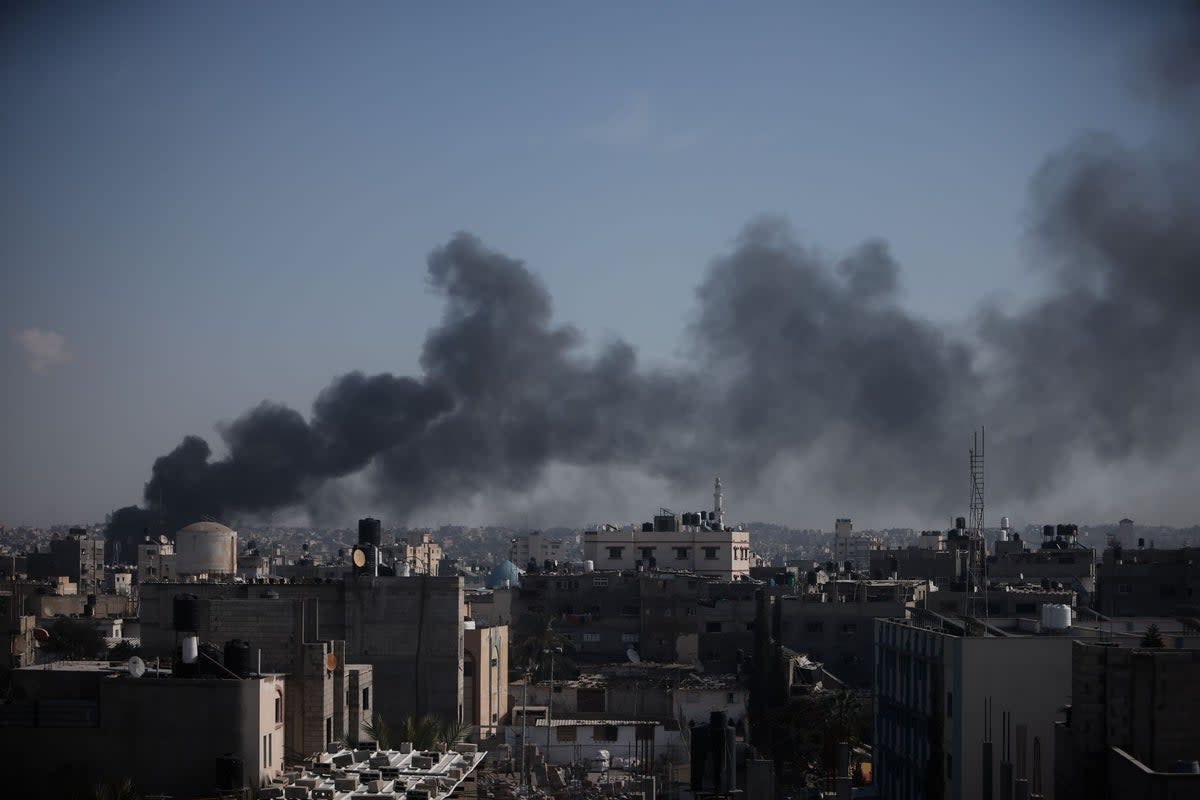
[1,661,285,797]
[510,531,567,570]
[27,530,106,595]
[279,741,486,799]
[174,521,238,577]
[464,622,508,739]
[401,531,444,576]
[1096,546,1200,617]
[1054,641,1200,800]
[833,518,882,573]
[874,614,1075,800]
[583,478,752,580]
[137,575,464,726]
[137,535,177,583]
[109,570,132,596]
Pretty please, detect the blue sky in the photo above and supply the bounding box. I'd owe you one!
[0,1,1175,525]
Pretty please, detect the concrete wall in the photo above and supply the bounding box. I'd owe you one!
[465,625,508,737]
[1,671,282,798]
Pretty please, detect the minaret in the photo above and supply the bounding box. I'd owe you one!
[713,476,725,527]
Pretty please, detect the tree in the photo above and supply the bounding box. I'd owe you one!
[42,618,105,660]
[512,615,577,678]
[1141,624,1165,648]
[365,714,471,751]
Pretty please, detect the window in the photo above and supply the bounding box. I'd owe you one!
[621,633,639,643]
[275,696,283,723]
[727,692,736,703]
[557,725,577,742]
[607,547,624,560]
[706,621,722,633]
[1118,584,1133,594]
[805,621,824,633]
[577,688,605,712]
[686,607,696,616]
[592,576,609,588]
[703,547,719,560]
[946,691,953,719]
[621,606,639,617]
[582,632,601,643]
[640,547,655,560]
[325,716,333,745]
[841,623,857,635]
[463,660,475,678]
[593,725,619,742]
[675,547,689,560]
[263,734,269,765]
[361,688,370,711]
[947,754,953,778]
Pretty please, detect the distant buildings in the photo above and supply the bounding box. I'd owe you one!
[833,518,882,573]
[510,530,566,570]
[1096,545,1200,617]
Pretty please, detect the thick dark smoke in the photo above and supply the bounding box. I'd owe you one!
[106,22,1200,552]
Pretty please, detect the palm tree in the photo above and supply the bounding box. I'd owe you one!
[513,615,577,677]
[362,713,394,749]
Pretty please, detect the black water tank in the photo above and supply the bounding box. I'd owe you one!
[955,516,967,530]
[1043,524,1055,538]
[215,754,244,790]
[173,593,200,632]
[358,518,382,547]
[642,522,654,532]
[700,510,708,520]
[1056,524,1067,538]
[224,639,252,677]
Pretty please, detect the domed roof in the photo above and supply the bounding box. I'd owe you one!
[177,521,235,536]
[485,560,521,589]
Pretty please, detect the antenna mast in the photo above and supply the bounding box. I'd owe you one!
[968,427,988,618]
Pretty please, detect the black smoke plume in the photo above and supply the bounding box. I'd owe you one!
[106,23,1200,552]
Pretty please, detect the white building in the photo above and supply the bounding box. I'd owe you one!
[833,518,882,572]
[510,531,566,568]
[583,479,751,580]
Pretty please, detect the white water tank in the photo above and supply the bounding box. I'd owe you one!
[463,619,476,631]
[584,560,595,573]
[182,635,199,664]
[175,521,238,575]
[1041,603,1072,631]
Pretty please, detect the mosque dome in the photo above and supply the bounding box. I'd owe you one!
[486,560,521,589]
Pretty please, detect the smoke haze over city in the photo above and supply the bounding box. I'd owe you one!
[2,4,1198,540]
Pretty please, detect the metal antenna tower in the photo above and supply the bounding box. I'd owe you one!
[968,427,988,617]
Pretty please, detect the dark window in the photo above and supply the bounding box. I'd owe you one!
[947,691,953,719]
[706,621,722,633]
[607,547,624,560]
[947,754,953,778]
[1118,584,1133,594]
[593,725,619,742]
[841,623,857,635]
[640,547,655,560]
[704,547,719,560]
[675,547,689,560]
[362,687,370,711]
[325,716,333,744]
[274,696,282,723]
[746,622,755,631]
[463,660,475,678]
[805,621,824,633]
[577,688,605,713]
[557,725,577,742]
[1015,603,1036,614]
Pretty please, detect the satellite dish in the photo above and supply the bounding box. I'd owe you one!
[626,648,641,663]
[352,548,367,568]
[127,656,146,678]
[324,652,338,671]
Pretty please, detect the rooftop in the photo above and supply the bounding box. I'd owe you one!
[269,743,486,800]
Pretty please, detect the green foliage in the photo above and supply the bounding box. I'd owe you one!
[92,778,139,800]
[1141,623,1166,648]
[512,615,577,678]
[43,618,106,660]
[365,714,470,751]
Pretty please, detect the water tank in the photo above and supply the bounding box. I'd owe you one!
[955,517,967,530]
[175,521,238,575]
[1000,516,1010,529]
[1043,524,1055,539]
[358,518,382,547]
[173,594,200,632]
[182,635,199,664]
[1041,604,1072,631]
[584,560,594,573]
[642,522,654,533]
[224,639,251,677]
[463,619,476,631]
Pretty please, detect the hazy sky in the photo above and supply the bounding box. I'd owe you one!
[0,2,1184,527]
